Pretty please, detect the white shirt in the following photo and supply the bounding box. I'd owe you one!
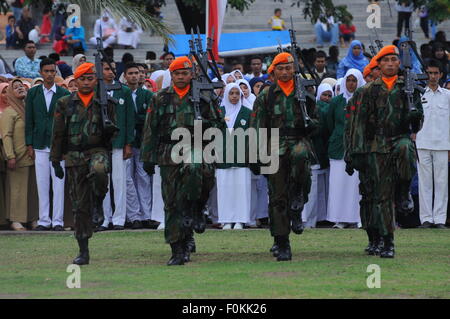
[416,86,450,151]
[43,84,57,111]
[131,89,138,111]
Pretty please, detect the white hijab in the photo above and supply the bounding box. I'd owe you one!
[236,79,256,110]
[341,68,366,102]
[335,78,344,96]
[150,70,165,81]
[221,83,244,129]
[231,69,245,80]
[316,83,334,102]
[221,73,236,84]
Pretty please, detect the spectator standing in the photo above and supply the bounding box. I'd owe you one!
[116,53,134,80]
[50,1,67,41]
[418,5,430,39]
[416,60,450,229]
[123,63,153,230]
[10,0,23,21]
[313,50,336,81]
[249,77,265,96]
[217,83,252,230]
[326,68,365,229]
[245,56,265,81]
[337,40,368,78]
[268,8,285,31]
[14,41,41,79]
[48,53,73,79]
[90,11,118,49]
[0,78,38,231]
[432,43,449,86]
[395,0,414,39]
[326,45,340,77]
[303,83,334,227]
[25,59,70,231]
[160,52,175,70]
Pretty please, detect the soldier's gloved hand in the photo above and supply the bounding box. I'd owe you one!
[345,162,354,176]
[249,164,261,176]
[143,162,155,176]
[52,161,64,179]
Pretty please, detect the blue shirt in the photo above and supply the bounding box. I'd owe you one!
[15,56,41,79]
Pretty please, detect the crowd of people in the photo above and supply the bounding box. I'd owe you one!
[0,4,449,235]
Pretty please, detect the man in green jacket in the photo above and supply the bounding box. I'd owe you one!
[123,63,154,230]
[25,58,70,231]
[345,45,423,258]
[100,59,135,231]
[250,52,318,261]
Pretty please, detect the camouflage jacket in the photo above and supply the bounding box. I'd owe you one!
[50,93,116,167]
[344,77,423,156]
[250,83,318,157]
[140,85,226,166]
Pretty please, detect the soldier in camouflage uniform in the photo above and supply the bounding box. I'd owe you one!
[140,56,225,266]
[345,45,423,258]
[250,52,317,262]
[50,63,117,265]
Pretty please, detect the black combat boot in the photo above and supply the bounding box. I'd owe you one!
[380,233,395,258]
[92,196,105,228]
[183,231,196,263]
[193,208,206,234]
[365,228,375,255]
[270,239,279,257]
[290,194,305,235]
[396,182,414,215]
[73,238,90,265]
[275,235,292,261]
[167,241,185,266]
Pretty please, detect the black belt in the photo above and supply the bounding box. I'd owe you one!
[67,144,105,152]
[279,128,305,137]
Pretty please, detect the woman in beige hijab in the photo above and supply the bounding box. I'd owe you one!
[0,82,9,227]
[0,79,38,230]
[72,54,87,73]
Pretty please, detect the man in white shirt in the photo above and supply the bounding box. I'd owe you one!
[244,56,264,81]
[25,59,70,231]
[416,60,450,229]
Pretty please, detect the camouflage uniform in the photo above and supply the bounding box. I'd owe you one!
[250,84,317,238]
[50,93,116,240]
[140,86,225,244]
[345,77,423,254]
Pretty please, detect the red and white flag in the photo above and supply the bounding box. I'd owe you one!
[206,0,227,60]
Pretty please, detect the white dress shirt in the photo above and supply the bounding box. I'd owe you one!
[416,86,450,150]
[43,84,57,112]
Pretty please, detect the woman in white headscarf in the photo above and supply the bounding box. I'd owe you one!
[89,11,118,48]
[334,77,344,96]
[72,54,87,74]
[221,73,236,84]
[216,83,253,230]
[325,68,365,229]
[302,83,335,228]
[236,79,256,109]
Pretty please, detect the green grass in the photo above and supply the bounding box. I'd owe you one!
[0,229,448,298]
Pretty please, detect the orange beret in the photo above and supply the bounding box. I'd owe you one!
[272,52,294,67]
[363,57,379,77]
[376,45,399,61]
[74,63,95,79]
[268,64,274,74]
[169,56,192,72]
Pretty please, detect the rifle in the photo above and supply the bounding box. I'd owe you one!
[188,28,224,120]
[288,17,316,128]
[368,34,378,56]
[94,13,121,142]
[373,27,384,51]
[277,38,283,53]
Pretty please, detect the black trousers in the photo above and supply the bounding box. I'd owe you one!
[420,17,429,38]
[397,11,412,37]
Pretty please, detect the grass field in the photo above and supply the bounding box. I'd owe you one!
[0,228,448,299]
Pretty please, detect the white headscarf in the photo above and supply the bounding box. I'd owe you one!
[221,73,236,84]
[321,77,337,88]
[236,79,256,109]
[315,83,334,102]
[150,70,165,81]
[231,69,245,80]
[341,68,366,102]
[335,77,344,96]
[221,83,244,129]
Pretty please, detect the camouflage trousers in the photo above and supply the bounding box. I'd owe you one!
[66,150,110,240]
[160,163,215,244]
[266,140,312,237]
[354,137,417,236]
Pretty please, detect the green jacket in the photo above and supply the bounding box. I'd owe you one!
[25,84,70,149]
[250,83,318,158]
[216,105,252,169]
[50,93,116,167]
[110,84,135,149]
[345,77,423,156]
[132,87,153,149]
[140,86,226,166]
[325,94,347,160]
[311,100,330,169]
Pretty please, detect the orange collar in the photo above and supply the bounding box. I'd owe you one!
[77,91,94,108]
[277,79,294,97]
[174,84,190,99]
[382,75,398,91]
